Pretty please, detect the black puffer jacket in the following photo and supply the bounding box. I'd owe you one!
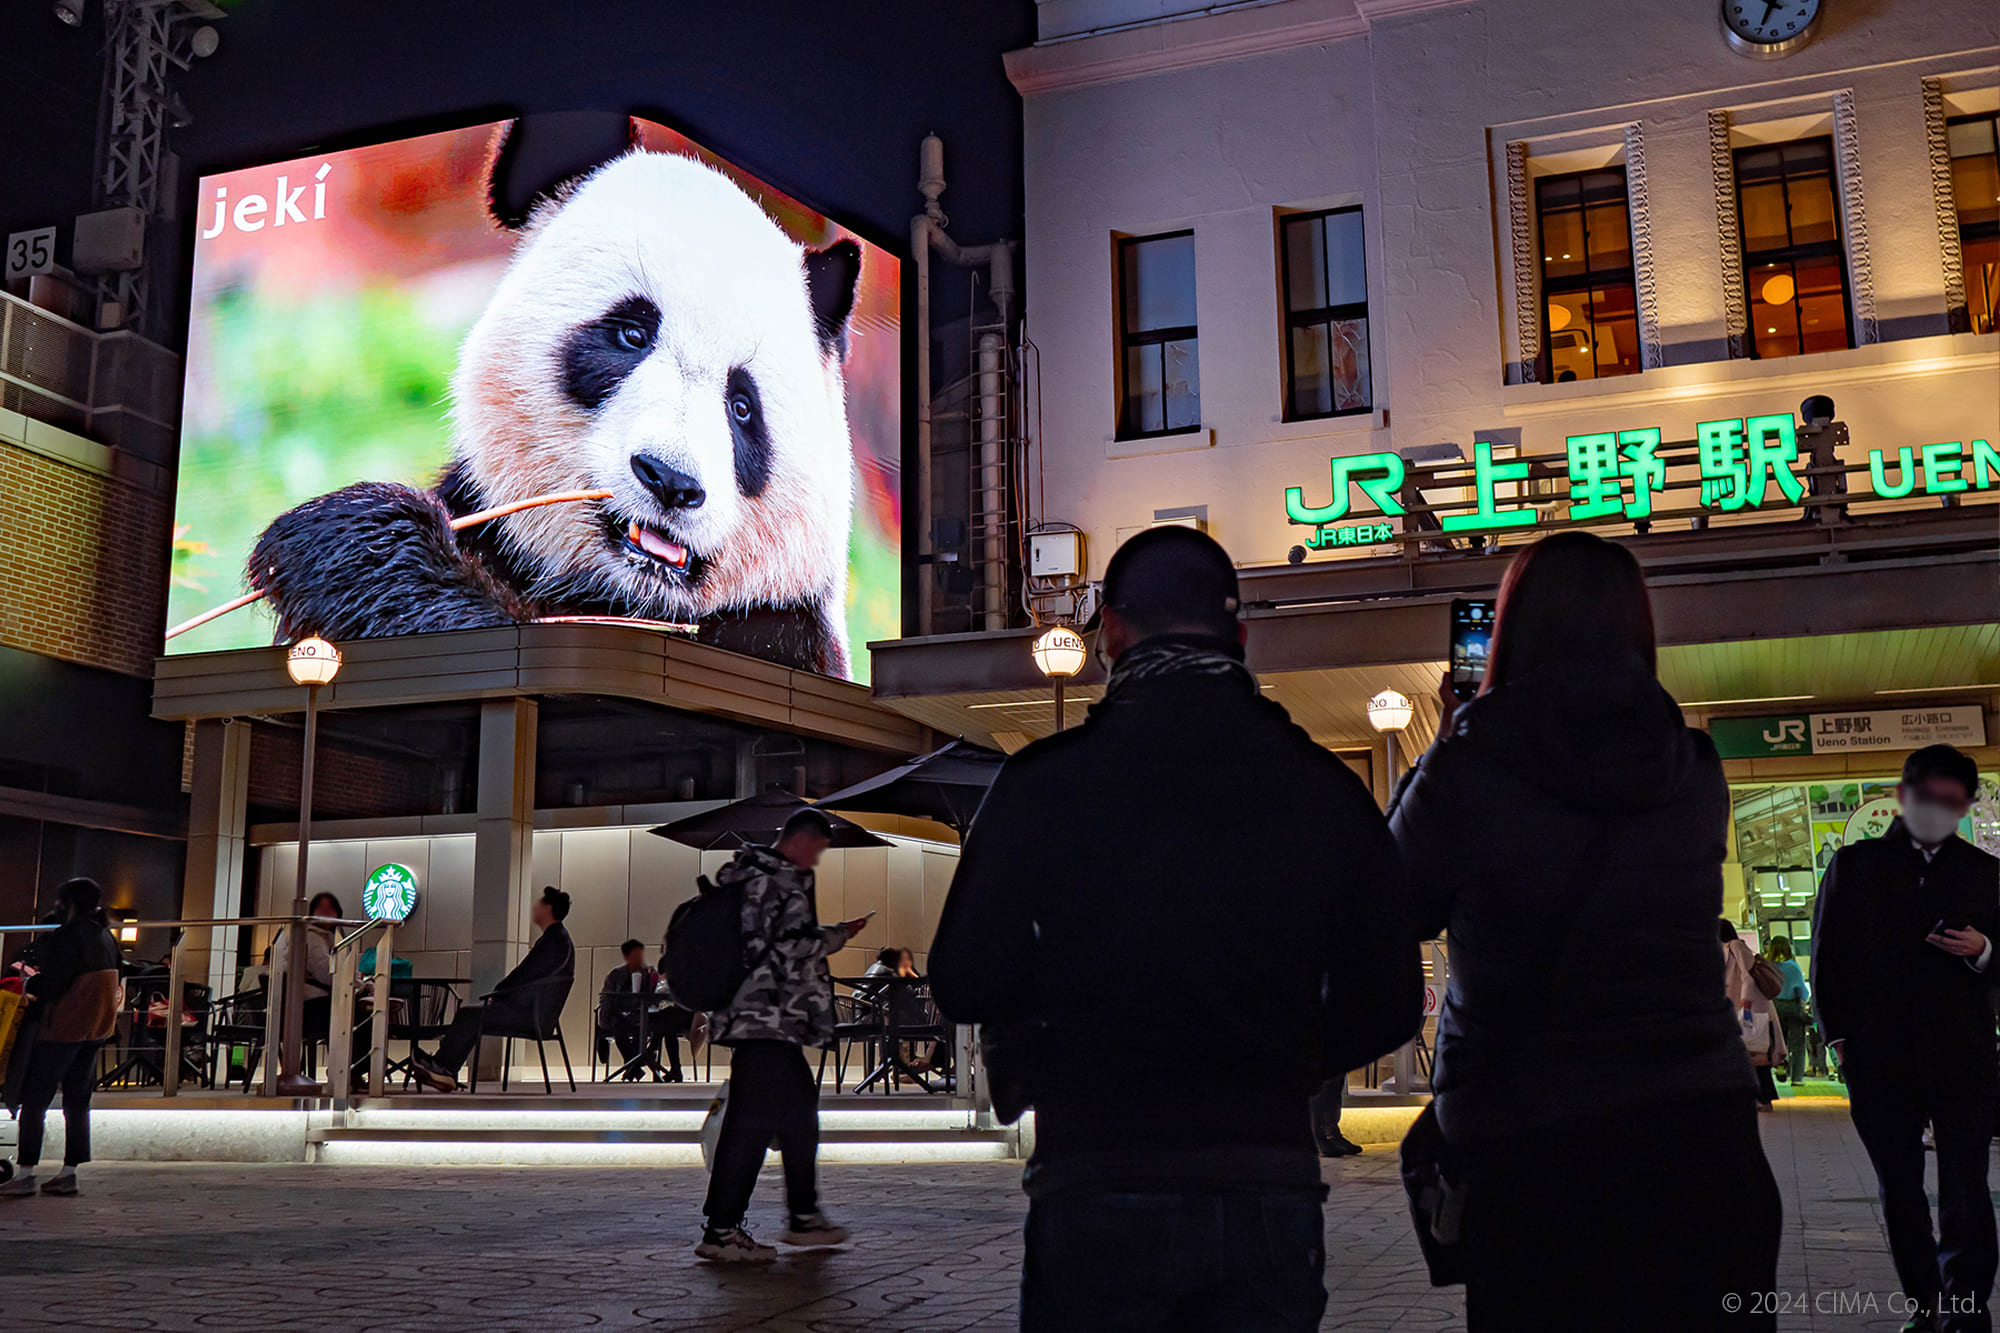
[1388,664,1753,1145]
[932,657,1422,1169]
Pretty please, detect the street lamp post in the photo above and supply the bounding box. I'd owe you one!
[277,635,341,1096]
[1366,688,1414,789]
[1030,624,1087,732]
[1366,686,1416,1093]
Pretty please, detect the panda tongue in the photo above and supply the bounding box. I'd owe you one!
[636,525,689,568]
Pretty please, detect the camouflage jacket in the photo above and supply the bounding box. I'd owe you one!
[708,844,853,1048]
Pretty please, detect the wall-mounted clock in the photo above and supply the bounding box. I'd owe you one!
[1721,0,1822,57]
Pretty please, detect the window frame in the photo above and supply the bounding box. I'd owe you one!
[1533,165,1640,384]
[1115,229,1201,441]
[1277,205,1373,421]
[1732,136,1855,359]
[1945,112,2000,335]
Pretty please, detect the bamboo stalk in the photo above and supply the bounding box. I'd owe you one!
[163,488,615,641]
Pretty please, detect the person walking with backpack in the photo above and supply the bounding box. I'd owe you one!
[1387,532,1780,1329]
[929,526,1421,1331]
[695,807,870,1263]
[1,878,121,1199]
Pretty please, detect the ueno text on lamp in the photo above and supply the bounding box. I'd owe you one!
[1366,688,1413,733]
[1031,624,1088,733]
[1031,625,1087,679]
[286,635,342,686]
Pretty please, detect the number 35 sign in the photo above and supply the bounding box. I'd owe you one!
[5,227,57,285]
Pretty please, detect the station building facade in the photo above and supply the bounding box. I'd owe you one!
[870,0,2000,975]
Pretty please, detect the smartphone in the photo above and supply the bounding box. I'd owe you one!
[1449,598,1495,701]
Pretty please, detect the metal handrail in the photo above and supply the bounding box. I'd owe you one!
[1,912,395,1105]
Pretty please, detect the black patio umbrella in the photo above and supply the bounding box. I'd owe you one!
[812,739,1006,833]
[648,788,893,851]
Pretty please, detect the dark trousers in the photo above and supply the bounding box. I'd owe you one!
[1020,1184,1328,1331]
[1309,1077,1346,1150]
[1460,1093,1782,1331]
[431,1000,529,1075]
[17,1040,101,1167]
[702,1040,819,1230]
[610,1021,682,1076]
[1846,1049,1997,1333]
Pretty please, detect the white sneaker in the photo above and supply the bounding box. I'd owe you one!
[695,1226,778,1263]
[779,1212,850,1247]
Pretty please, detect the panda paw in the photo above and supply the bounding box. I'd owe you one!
[249,481,530,642]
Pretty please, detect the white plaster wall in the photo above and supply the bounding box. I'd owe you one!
[1019,0,2000,576]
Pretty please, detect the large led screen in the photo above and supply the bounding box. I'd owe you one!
[168,116,901,682]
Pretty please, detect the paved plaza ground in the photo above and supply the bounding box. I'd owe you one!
[0,1100,1978,1332]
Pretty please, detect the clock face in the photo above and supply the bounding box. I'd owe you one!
[1722,0,1822,49]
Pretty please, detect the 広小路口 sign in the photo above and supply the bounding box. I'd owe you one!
[1284,412,1994,544]
[1709,707,1987,760]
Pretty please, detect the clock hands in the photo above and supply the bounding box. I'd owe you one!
[1758,0,1781,27]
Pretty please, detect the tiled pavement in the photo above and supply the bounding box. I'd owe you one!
[0,1101,1976,1331]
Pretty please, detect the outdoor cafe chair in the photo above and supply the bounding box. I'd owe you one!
[383,978,461,1092]
[466,971,576,1096]
[205,984,268,1093]
[817,989,886,1093]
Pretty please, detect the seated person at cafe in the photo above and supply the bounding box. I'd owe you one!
[598,939,688,1082]
[414,887,573,1092]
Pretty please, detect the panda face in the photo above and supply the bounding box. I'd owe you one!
[450,150,858,627]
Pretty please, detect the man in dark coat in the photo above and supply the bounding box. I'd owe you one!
[929,526,1421,1332]
[415,886,575,1092]
[1814,744,1999,1333]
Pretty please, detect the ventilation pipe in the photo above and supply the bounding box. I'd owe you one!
[912,132,1016,636]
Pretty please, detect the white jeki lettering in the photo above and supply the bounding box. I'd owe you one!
[201,163,333,239]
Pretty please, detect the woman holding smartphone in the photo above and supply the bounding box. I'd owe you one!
[1389,532,1780,1329]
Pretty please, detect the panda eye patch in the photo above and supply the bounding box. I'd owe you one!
[560,294,662,410]
[727,367,772,499]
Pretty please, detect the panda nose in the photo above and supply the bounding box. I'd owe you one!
[630,454,706,510]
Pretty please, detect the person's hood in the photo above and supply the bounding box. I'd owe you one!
[721,843,805,883]
[1449,662,1697,813]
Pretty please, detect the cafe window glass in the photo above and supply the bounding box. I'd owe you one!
[1280,207,1372,418]
[1536,169,1640,383]
[1946,113,2000,334]
[1734,138,1853,358]
[1117,231,1200,438]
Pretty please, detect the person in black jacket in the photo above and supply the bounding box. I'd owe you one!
[1813,744,1998,1333]
[2,878,122,1199]
[930,526,1421,1333]
[1388,532,1780,1330]
[414,887,575,1092]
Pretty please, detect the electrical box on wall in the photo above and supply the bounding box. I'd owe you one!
[1029,530,1085,580]
[72,207,146,274]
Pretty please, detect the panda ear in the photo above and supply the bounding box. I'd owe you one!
[486,112,639,230]
[804,239,862,358]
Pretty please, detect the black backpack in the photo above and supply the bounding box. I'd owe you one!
[662,875,768,1012]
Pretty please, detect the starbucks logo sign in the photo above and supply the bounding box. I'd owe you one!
[362,863,420,923]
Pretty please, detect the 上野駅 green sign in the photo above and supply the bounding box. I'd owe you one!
[1284,414,1995,542]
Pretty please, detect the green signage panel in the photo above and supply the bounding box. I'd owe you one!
[1710,715,1811,759]
[1283,413,1995,542]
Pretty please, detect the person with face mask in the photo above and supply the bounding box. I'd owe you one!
[1812,745,1998,1333]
